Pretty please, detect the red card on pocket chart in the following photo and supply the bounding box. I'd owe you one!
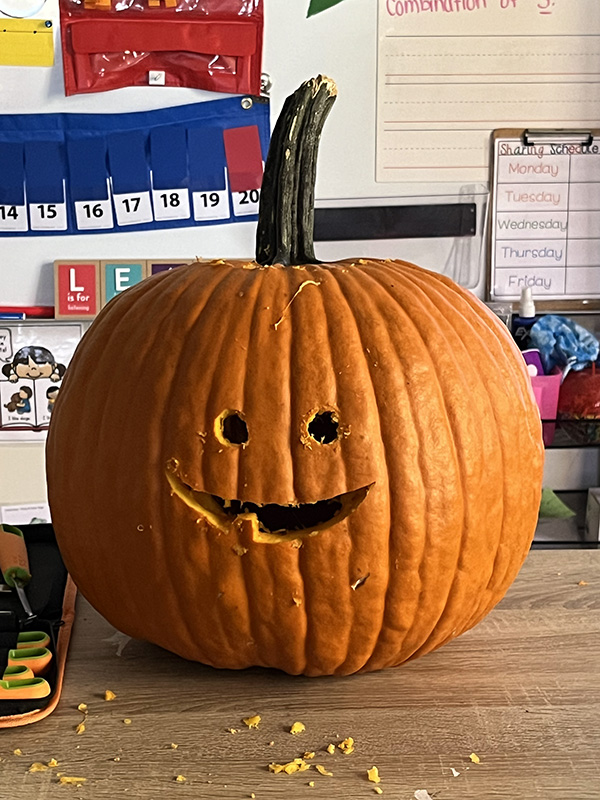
[223,126,264,193]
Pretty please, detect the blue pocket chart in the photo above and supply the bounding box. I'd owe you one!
[0,96,270,237]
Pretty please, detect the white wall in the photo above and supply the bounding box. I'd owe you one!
[0,0,487,306]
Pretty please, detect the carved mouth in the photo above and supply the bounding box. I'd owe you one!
[166,468,372,543]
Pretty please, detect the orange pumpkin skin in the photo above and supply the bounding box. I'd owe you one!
[46,257,544,676]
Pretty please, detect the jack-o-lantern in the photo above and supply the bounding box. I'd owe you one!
[46,77,543,676]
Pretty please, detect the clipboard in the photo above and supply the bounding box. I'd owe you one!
[487,128,600,311]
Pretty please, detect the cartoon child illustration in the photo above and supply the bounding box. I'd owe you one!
[47,385,59,414]
[4,386,33,414]
[2,346,66,383]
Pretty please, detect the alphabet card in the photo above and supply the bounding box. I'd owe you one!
[147,259,190,276]
[489,129,600,303]
[100,260,148,304]
[54,260,100,318]
[0,321,84,442]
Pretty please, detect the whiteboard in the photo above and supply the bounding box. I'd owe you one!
[377,0,600,184]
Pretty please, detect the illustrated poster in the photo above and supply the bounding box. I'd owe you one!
[0,321,84,441]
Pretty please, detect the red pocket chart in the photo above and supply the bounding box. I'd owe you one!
[59,0,264,96]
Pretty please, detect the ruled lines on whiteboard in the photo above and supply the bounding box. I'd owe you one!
[376,0,600,183]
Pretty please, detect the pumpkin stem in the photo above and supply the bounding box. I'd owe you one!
[256,75,337,267]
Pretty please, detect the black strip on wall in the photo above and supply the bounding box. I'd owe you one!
[314,203,477,241]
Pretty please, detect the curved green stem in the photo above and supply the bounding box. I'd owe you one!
[255,75,337,267]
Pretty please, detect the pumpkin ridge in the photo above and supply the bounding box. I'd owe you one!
[401,268,542,529]
[369,263,486,668]
[412,264,543,451]
[52,266,190,509]
[198,268,268,664]
[359,264,493,666]
[289,266,344,675]
[322,266,393,674]
[337,265,464,670]
[164,267,263,662]
[372,263,532,659]
[289,269,307,674]
[371,264,537,655]
[236,267,282,668]
[140,267,241,658]
[49,264,214,644]
[233,269,298,670]
[201,268,266,499]
[146,267,243,654]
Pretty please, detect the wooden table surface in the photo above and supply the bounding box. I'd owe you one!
[2,550,599,800]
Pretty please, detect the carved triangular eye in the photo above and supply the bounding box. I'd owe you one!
[307,410,339,444]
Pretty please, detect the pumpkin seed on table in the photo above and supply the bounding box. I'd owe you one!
[47,75,543,678]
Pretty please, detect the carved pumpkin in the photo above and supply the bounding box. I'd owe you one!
[46,77,543,676]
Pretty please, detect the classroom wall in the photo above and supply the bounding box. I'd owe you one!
[1,0,595,511]
[1,0,489,507]
[0,0,487,307]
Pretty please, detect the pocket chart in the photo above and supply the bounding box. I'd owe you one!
[0,96,269,237]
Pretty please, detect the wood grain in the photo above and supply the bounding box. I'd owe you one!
[1,550,599,799]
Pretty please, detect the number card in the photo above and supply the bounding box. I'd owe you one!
[101,260,148,304]
[224,126,263,217]
[68,137,114,230]
[189,128,230,222]
[29,198,68,232]
[231,187,261,218]
[193,182,229,222]
[54,261,100,319]
[153,189,190,221]
[150,127,191,221]
[25,142,68,231]
[109,132,153,227]
[0,142,27,232]
[0,203,28,232]
[74,196,114,230]
[113,192,154,226]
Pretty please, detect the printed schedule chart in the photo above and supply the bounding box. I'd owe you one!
[490,130,600,301]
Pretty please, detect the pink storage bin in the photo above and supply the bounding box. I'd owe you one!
[530,371,562,445]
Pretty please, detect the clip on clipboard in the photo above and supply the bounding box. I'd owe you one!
[488,127,600,311]
[522,129,594,147]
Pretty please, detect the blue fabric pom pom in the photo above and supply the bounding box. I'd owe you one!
[529,315,599,377]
